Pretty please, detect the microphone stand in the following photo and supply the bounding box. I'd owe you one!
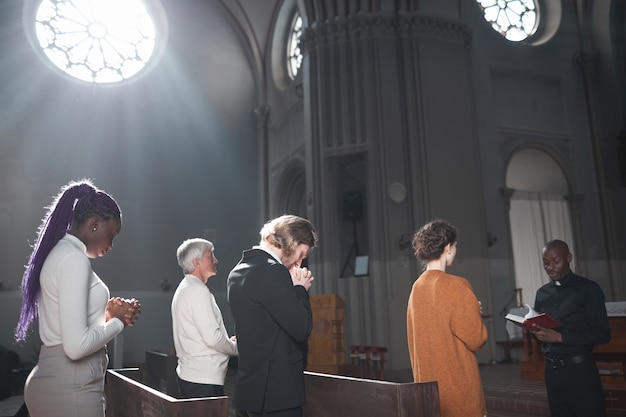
[499,288,522,316]
[499,288,524,362]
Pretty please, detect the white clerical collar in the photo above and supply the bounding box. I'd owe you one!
[253,245,283,264]
[555,280,562,286]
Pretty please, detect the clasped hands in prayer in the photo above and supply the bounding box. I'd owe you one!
[106,297,142,327]
[290,266,314,291]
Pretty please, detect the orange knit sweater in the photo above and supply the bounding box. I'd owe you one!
[407,270,488,417]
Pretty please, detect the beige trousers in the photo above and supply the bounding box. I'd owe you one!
[25,344,108,417]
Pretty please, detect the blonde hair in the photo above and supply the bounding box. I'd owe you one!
[260,215,318,257]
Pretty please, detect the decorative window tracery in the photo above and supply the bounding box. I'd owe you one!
[476,0,538,42]
[287,13,303,80]
[34,0,157,83]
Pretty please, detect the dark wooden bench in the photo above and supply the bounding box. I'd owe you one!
[0,396,27,417]
[303,371,440,417]
[116,351,440,417]
[142,350,179,397]
[593,317,626,411]
[105,369,228,417]
[495,339,524,362]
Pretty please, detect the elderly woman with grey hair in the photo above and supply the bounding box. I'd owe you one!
[171,238,238,398]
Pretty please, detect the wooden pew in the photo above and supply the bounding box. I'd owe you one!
[0,395,27,417]
[142,350,179,397]
[105,369,228,417]
[303,371,440,417]
[115,351,440,417]
[592,317,626,411]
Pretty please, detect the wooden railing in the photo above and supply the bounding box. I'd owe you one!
[105,369,228,417]
[303,371,440,417]
[105,352,441,417]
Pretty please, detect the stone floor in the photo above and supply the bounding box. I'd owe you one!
[481,363,551,417]
[387,362,625,417]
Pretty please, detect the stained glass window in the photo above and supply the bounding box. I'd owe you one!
[287,13,303,80]
[35,0,157,83]
[476,0,538,42]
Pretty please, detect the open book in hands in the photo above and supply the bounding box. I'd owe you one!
[505,304,561,331]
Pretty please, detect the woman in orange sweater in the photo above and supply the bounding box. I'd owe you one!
[407,219,488,417]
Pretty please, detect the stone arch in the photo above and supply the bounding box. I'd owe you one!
[276,160,307,217]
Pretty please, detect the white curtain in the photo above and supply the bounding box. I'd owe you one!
[509,191,576,307]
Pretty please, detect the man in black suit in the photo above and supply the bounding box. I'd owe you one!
[227,215,318,417]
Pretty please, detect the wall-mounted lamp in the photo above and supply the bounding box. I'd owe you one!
[295,83,304,98]
[487,232,498,247]
[388,182,407,203]
[398,234,412,252]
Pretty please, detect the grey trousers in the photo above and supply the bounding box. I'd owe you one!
[25,344,108,417]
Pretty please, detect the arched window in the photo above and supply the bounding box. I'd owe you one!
[476,0,538,42]
[33,0,160,83]
[287,13,303,80]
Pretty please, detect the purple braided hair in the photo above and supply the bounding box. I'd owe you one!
[14,179,121,342]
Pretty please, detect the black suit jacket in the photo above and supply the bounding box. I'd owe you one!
[227,248,312,413]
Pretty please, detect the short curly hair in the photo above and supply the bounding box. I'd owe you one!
[411,219,457,266]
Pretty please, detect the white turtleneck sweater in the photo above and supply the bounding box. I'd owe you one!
[38,234,124,360]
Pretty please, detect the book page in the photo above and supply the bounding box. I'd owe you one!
[505,313,524,325]
[523,304,539,319]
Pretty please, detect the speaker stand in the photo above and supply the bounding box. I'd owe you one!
[340,219,360,277]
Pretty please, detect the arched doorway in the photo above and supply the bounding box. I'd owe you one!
[506,148,577,305]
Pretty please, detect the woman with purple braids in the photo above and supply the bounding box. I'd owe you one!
[14,179,141,417]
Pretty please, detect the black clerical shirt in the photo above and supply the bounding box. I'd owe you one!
[534,271,611,359]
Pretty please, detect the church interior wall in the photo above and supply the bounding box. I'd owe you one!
[0,0,623,373]
[468,0,622,345]
[0,0,261,365]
